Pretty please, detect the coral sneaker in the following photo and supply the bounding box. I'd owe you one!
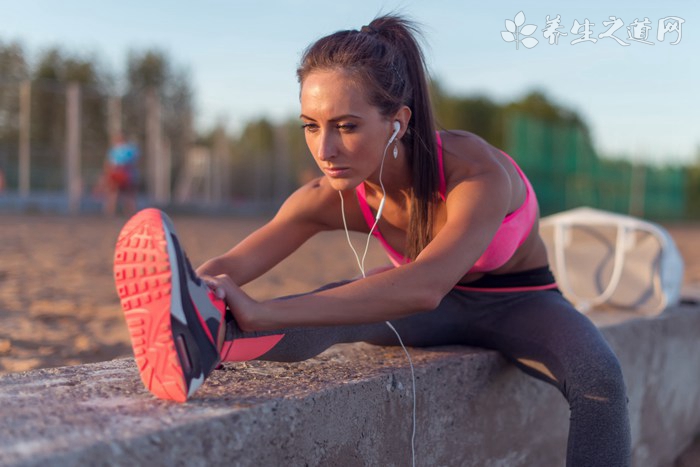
[114,208,226,402]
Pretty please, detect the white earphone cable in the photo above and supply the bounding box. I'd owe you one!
[337,131,417,467]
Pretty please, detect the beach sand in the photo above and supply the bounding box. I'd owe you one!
[0,213,698,375]
[0,213,389,374]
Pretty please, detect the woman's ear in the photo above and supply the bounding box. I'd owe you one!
[393,105,412,139]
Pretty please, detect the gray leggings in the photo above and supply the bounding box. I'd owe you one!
[226,281,631,467]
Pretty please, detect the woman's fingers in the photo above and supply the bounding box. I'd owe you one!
[213,287,225,299]
[200,274,258,329]
[200,275,227,299]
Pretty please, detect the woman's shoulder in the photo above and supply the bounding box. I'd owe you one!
[437,130,508,178]
[438,130,499,162]
[285,175,339,209]
[276,175,344,229]
[437,130,524,207]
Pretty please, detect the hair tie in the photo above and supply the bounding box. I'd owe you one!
[360,25,378,35]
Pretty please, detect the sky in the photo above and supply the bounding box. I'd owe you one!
[1,0,698,165]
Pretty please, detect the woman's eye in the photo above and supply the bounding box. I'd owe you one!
[336,123,356,132]
[301,122,355,133]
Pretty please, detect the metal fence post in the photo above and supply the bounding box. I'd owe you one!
[65,82,81,214]
[19,80,31,197]
[212,125,230,203]
[146,87,169,204]
[108,96,122,141]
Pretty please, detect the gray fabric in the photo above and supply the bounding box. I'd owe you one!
[226,281,631,467]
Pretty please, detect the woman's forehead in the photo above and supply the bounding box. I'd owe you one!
[300,70,375,118]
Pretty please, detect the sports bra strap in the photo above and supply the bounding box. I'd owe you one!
[436,131,446,200]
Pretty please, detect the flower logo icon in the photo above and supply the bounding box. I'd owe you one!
[501,11,539,49]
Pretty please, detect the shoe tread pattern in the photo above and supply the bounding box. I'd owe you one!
[114,208,187,402]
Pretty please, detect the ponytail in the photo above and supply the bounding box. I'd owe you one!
[298,14,440,260]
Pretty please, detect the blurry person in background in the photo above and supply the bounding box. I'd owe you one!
[102,134,139,216]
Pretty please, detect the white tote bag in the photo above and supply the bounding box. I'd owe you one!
[540,207,684,316]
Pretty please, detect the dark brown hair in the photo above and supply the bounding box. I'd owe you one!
[297,14,439,260]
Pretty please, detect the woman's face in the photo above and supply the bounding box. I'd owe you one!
[300,69,394,191]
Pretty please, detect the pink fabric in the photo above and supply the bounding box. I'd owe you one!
[469,150,537,272]
[354,132,538,273]
[355,183,407,267]
[454,283,558,293]
[220,334,285,362]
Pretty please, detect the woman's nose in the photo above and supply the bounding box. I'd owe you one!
[317,132,337,161]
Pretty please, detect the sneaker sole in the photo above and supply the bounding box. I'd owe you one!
[114,208,203,402]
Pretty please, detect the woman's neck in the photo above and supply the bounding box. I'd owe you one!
[363,144,413,200]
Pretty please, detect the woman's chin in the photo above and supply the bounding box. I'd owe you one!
[326,176,361,192]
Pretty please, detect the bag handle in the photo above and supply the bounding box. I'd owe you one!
[553,222,630,313]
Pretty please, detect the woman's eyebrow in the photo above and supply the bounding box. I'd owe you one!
[299,113,362,122]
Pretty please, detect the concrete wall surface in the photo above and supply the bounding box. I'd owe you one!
[0,304,699,467]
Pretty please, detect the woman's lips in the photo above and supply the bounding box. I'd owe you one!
[324,167,350,178]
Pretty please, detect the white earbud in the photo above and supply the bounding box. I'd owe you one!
[389,121,400,160]
[388,121,400,145]
[375,121,401,221]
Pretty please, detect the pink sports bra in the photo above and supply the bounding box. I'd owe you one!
[355,132,538,273]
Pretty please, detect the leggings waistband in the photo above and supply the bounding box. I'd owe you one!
[454,266,558,293]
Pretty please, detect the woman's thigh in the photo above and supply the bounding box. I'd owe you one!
[251,283,623,393]
[456,290,624,393]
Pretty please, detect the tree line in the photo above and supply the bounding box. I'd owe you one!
[0,38,696,219]
[0,39,192,191]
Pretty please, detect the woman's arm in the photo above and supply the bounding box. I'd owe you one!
[196,177,340,285]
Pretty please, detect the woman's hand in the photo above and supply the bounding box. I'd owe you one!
[200,274,261,332]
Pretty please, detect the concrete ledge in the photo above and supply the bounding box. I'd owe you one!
[1,304,699,466]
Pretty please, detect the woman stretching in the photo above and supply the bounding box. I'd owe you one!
[114,14,630,466]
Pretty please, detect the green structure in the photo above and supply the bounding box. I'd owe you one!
[504,113,687,221]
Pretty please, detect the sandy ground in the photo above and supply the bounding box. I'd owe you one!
[0,212,698,375]
[0,213,389,374]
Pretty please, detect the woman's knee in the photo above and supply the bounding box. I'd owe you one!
[567,348,628,406]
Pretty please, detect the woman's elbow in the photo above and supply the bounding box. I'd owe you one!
[414,288,446,312]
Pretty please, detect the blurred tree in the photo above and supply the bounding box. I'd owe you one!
[231,118,275,202]
[282,117,317,187]
[504,89,587,132]
[209,118,314,203]
[0,41,29,137]
[431,82,590,150]
[0,41,29,187]
[64,54,111,182]
[126,50,168,89]
[30,48,109,190]
[122,49,194,191]
[431,80,504,146]
[685,148,700,219]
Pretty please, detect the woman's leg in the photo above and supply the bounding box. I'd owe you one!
[454,289,631,467]
[223,283,630,466]
[221,280,482,362]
